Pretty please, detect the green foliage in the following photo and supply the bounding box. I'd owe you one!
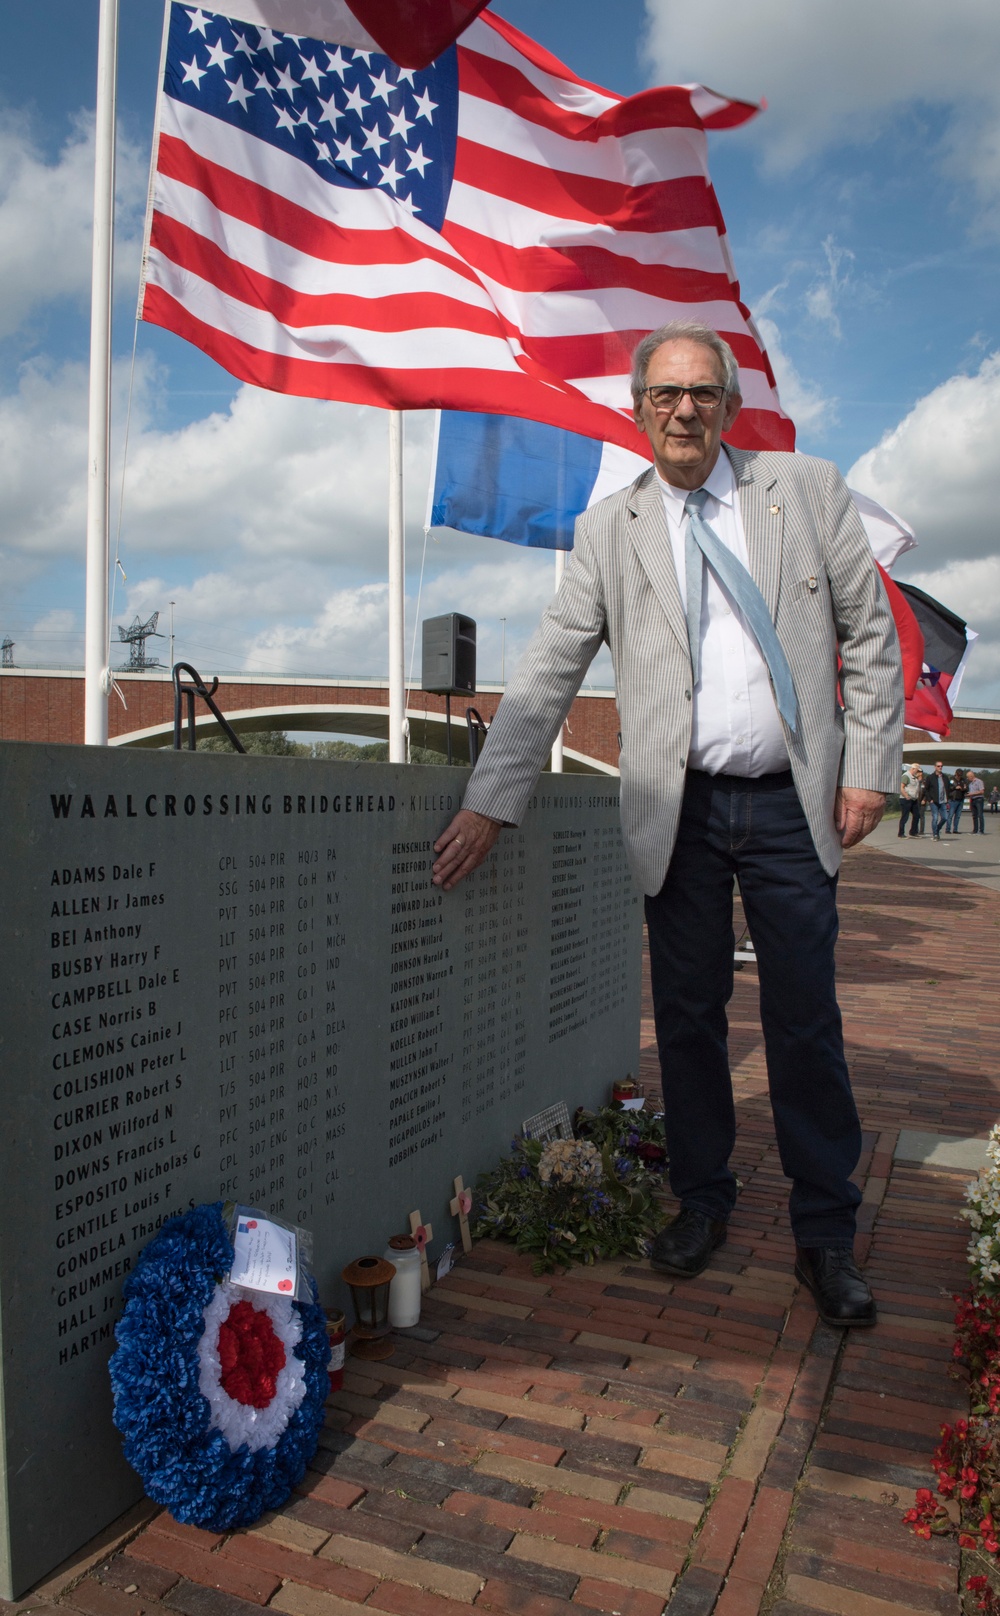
[310,740,389,760]
[310,739,453,764]
[410,745,457,766]
[198,729,309,755]
[471,1110,668,1274]
[194,734,455,764]
[573,1101,669,1168]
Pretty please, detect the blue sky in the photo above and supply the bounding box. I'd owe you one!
[3,0,1000,703]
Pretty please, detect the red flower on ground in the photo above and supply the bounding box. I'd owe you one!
[902,1287,1000,1582]
[962,1467,981,1499]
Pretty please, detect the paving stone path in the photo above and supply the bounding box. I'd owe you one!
[7,843,999,1616]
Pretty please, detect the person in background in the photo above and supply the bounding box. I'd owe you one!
[967,769,985,834]
[926,760,950,840]
[990,785,999,814]
[898,766,921,838]
[946,767,967,834]
[911,765,927,835]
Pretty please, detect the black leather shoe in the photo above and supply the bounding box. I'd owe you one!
[794,1246,877,1328]
[650,1208,727,1277]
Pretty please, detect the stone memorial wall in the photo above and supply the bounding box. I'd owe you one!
[0,741,641,1598]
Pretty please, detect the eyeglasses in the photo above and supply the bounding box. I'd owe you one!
[640,384,727,412]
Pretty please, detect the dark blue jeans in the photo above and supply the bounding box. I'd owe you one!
[644,770,862,1249]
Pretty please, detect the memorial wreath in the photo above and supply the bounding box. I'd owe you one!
[109,1202,329,1530]
[472,1105,668,1274]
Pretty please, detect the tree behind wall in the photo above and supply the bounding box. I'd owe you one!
[195,733,455,764]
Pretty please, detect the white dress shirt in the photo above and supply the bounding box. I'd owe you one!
[656,453,789,778]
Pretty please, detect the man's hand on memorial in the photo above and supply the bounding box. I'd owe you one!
[432,810,504,889]
[835,788,886,849]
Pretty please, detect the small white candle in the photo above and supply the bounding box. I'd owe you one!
[384,1236,422,1327]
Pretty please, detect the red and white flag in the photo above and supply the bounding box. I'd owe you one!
[140,5,792,454]
[220,0,492,71]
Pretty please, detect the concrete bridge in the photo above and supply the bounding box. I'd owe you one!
[0,668,621,772]
[3,667,999,771]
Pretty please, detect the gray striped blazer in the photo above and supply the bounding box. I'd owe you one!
[462,446,904,894]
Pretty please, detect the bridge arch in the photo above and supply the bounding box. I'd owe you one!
[112,702,619,774]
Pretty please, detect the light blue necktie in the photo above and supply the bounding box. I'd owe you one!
[684,487,798,733]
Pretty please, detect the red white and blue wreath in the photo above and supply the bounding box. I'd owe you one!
[110,1202,329,1530]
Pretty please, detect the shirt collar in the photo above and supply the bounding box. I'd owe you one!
[655,447,736,509]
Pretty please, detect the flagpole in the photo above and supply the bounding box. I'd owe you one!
[388,409,406,762]
[550,548,566,773]
[84,0,119,745]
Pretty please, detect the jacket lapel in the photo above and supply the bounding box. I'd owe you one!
[626,471,690,655]
[728,447,783,620]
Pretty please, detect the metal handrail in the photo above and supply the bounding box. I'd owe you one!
[172,662,247,753]
[466,706,489,767]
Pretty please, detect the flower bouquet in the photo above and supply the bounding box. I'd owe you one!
[898,1125,1000,1612]
[572,1101,670,1174]
[471,1106,668,1274]
[963,1124,1000,1295]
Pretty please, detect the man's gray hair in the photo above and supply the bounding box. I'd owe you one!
[630,321,740,403]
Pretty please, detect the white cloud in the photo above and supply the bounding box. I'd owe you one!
[848,354,1000,563]
[165,547,562,680]
[905,558,1000,632]
[643,0,1000,211]
[120,387,434,563]
[0,114,147,338]
[0,359,91,554]
[849,355,1000,705]
[420,555,557,625]
[0,356,435,565]
[0,347,579,685]
[802,238,854,340]
[241,581,392,674]
[902,557,1000,706]
[755,315,833,433]
[5,608,80,669]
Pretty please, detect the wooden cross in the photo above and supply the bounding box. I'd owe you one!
[450,1175,473,1255]
[408,1209,433,1291]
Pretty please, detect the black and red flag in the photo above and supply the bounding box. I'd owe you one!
[894,580,976,740]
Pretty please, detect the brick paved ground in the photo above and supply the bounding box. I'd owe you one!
[7,843,999,1616]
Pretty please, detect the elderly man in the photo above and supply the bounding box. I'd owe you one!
[898,766,922,838]
[432,321,902,1328]
[967,769,985,833]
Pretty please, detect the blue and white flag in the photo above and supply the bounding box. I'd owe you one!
[426,409,919,571]
[427,411,647,551]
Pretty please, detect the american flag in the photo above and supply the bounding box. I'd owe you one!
[141,5,792,454]
[220,0,492,71]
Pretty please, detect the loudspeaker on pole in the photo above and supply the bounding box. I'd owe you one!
[421,613,477,695]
